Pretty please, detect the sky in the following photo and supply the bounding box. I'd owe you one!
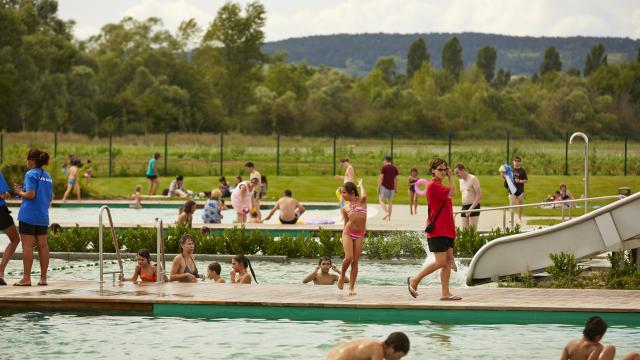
[57,0,640,42]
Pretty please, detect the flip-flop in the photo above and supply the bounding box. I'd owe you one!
[37,282,48,286]
[407,277,418,298]
[13,282,31,286]
[440,294,462,301]
[0,278,7,286]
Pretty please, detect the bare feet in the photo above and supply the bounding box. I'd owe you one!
[348,289,356,296]
[337,275,345,290]
[440,294,462,301]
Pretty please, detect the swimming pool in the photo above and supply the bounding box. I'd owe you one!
[1,312,638,359]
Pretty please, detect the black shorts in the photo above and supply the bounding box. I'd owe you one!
[0,206,15,230]
[426,236,455,253]
[147,175,158,180]
[279,216,298,225]
[461,203,481,217]
[19,221,48,236]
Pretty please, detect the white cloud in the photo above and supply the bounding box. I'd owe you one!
[123,0,210,33]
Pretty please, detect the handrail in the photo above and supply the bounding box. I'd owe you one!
[453,195,625,229]
[156,218,166,284]
[98,205,124,283]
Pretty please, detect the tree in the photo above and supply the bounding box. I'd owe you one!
[373,56,397,85]
[540,46,562,75]
[476,45,497,83]
[442,37,463,80]
[637,48,640,63]
[584,43,607,77]
[493,68,511,89]
[406,38,429,79]
[201,1,266,123]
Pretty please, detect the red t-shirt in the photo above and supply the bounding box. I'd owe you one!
[380,164,399,190]
[426,179,456,239]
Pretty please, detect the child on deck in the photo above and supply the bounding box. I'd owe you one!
[131,185,142,209]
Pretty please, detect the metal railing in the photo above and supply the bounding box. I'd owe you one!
[156,218,167,284]
[454,195,626,230]
[98,205,124,283]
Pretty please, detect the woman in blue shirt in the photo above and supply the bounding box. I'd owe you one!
[146,152,160,195]
[0,171,21,285]
[13,149,53,286]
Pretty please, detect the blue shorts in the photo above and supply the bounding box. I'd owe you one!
[379,185,395,200]
[68,178,76,186]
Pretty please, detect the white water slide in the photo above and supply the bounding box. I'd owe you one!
[466,191,640,285]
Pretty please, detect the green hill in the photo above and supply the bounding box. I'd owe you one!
[263,32,640,75]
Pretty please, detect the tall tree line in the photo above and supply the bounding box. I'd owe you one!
[1,1,640,139]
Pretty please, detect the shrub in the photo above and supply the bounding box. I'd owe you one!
[546,252,584,288]
[316,228,343,257]
[607,251,640,289]
[364,234,402,260]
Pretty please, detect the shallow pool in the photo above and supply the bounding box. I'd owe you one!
[38,205,376,226]
[2,258,468,288]
[1,312,638,359]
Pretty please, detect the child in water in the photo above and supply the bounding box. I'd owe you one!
[131,185,142,209]
[207,262,225,283]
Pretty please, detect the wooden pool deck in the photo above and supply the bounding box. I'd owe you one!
[1,281,639,324]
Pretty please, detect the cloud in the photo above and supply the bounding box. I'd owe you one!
[123,0,210,32]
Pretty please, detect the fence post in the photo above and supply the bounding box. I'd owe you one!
[54,131,58,158]
[624,135,628,176]
[108,133,112,177]
[564,132,569,176]
[163,132,168,176]
[332,135,337,176]
[219,132,224,176]
[506,131,510,164]
[276,133,280,176]
[390,134,394,160]
[448,133,452,166]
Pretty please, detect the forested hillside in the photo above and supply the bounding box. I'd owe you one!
[263,33,640,75]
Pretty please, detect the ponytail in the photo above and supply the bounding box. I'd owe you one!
[234,255,258,283]
[27,149,50,168]
[343,181,359,198]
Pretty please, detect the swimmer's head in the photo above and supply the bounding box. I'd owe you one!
[181,200,196,214]
[179,234,195,254]
[318,256,332,273]
[383,332,410,359]
[208,262,221,277]
[137,248,151,265]
[583,316,607,342]
[232,255,258,283]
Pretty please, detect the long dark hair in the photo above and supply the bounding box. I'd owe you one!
[27,149,50,168]
[234,255,257,283]
[342,181,359,198]
[137,248,151,264]
[179,200,196,215]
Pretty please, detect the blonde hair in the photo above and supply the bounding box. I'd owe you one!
[210,189,222,200]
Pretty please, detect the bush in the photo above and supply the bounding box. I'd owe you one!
[316,228,343,257]
[455,226,521,257]
[546,252,584,288]
[364,234,402,260]
[607,252,640,289]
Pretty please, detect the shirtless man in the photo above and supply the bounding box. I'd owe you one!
[561,316,640,360]
[264,189,305,224]
[303,256,349,285]
[336,158,355,183]
[454,163,482,229]
[326,332,409,360]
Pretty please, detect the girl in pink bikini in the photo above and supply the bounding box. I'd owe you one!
[338,179,367,295]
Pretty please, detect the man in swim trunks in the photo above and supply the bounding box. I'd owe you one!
[264,189,305,224]
[302,256,348,285]
[454,164,482,229]
[378,156,398,221]
[325,332,410,360]
[561,316,639,360]
[245,162,262,221]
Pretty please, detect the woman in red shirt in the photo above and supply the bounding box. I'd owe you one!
[407,158,461,301]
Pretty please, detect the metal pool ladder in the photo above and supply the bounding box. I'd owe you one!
[155,218,167,284]
[98,205,124,283]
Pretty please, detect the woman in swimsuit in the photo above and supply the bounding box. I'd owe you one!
[62,159,81,201]
[177,200,196,228]
[229,255,257,284]
[338,179,367,295]
[170,235,201,282]
[230,179,257,224]
[408,168,419,215]
[121,249,160,282]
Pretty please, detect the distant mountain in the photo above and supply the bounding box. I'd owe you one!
[263,33,640,75]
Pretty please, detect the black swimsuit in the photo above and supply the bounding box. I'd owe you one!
[183,256,199,277]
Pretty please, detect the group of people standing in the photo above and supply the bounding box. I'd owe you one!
[0,149,53,286]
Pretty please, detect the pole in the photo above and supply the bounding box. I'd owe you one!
[624,135,628,176]
[276,133,280,176]
[448,133,452,166]
[506,131,510,164]
[390,134,394,160]
[54,131,58,158]
[564,132,569,176]
[219,132,223,176]
[108,133,112,177]
[163,132,168,176]
[332,135,337,176]
[0,132,3,164]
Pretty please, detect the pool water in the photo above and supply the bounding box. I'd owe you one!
[1,312,638,359]
[2,258,469,288]
[41,205,377,226]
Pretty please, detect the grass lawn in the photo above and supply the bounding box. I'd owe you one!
[89,175,639,216]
